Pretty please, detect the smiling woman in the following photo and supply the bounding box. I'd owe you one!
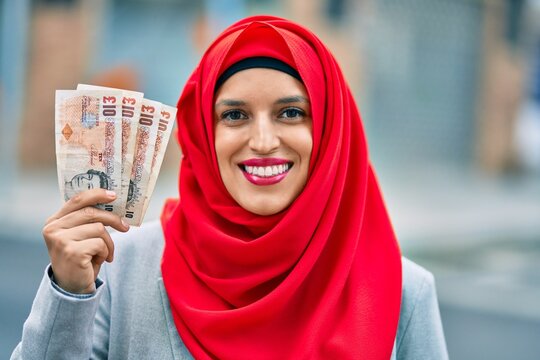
[12,15,448,360]
[214,67,312,215]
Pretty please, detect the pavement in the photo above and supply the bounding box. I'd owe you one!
[1,164,539,359]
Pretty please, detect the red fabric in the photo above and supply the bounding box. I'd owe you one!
[161,15,402,360]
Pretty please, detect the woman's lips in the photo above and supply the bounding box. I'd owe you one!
[238,159,293,186]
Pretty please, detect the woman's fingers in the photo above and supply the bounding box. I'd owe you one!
[77,237,109,266]
[46,188,117,225]
[63,237,110,269]
[46,222,115,263]
[52,237,109,294]
[58,205,129,233]
[61,222,116,262]
[42,188,132,294]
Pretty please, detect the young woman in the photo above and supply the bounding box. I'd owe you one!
[12,16,448,359]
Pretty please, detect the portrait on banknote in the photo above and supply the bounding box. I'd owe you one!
[63,169,112,201]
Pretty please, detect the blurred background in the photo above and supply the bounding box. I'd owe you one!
[1,0,539,358]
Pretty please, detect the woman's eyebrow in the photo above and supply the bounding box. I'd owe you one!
[215,99,246,107]
[275,95,310,104]
[215,96,309,107]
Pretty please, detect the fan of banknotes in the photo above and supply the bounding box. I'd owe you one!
[55,84,177,226]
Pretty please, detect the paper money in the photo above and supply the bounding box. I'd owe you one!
[77,84,143,208]
[55,90,123,214]
[55,85,176,226]
[141,104,177,217]
[124,99,162,226]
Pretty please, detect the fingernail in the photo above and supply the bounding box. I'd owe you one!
[121,219,130,229]
[106,190,116,198]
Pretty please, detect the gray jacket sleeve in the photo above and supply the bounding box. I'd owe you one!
[396,259,449,360]
[10,265,109,360]
[91,263,112,359]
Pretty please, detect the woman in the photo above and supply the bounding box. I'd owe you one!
[12,16,448,359]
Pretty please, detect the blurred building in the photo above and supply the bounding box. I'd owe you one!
[2,0,536,174]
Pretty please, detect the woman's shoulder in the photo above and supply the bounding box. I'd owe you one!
[401,256,435,299]
[397,257,448,359]
[399,256,437,323]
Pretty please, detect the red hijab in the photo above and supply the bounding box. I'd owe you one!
[161,15,402,359]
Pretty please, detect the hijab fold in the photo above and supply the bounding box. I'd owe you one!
[161,15,402,359]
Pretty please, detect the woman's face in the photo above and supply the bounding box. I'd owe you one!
[214,68,313,216]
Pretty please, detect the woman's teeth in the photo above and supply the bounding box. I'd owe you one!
[244,164,290,177]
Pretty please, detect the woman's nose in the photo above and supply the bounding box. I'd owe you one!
[248,115,280,154]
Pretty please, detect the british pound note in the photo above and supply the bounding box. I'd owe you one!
[55,90,123,214]
[141,104,177,217]
[77,84,143,208]
[124,99,162,225]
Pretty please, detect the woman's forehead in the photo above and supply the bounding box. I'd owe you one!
[214,68,308,104]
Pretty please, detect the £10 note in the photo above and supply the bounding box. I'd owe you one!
[141,104,177,217]
[124,98,162,225]
[55,90,123,214]
[77,84,143,208]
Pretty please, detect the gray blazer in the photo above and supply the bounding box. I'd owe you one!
[11,221,448,359]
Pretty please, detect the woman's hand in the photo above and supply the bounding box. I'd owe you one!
[42,189,130,294]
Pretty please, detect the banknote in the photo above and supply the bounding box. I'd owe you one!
[77,84,143,208]
[141,104,177,217]
[124,99,162,225]
[55,90,123,214]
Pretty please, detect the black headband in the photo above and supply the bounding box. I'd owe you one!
[215,57,302,90]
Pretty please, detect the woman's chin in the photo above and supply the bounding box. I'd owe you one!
[238,196,292,216]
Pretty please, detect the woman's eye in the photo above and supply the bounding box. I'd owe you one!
[280,108,305,119]
[221,110,247,122]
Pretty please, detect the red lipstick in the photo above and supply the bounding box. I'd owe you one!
[238,158,292,186]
